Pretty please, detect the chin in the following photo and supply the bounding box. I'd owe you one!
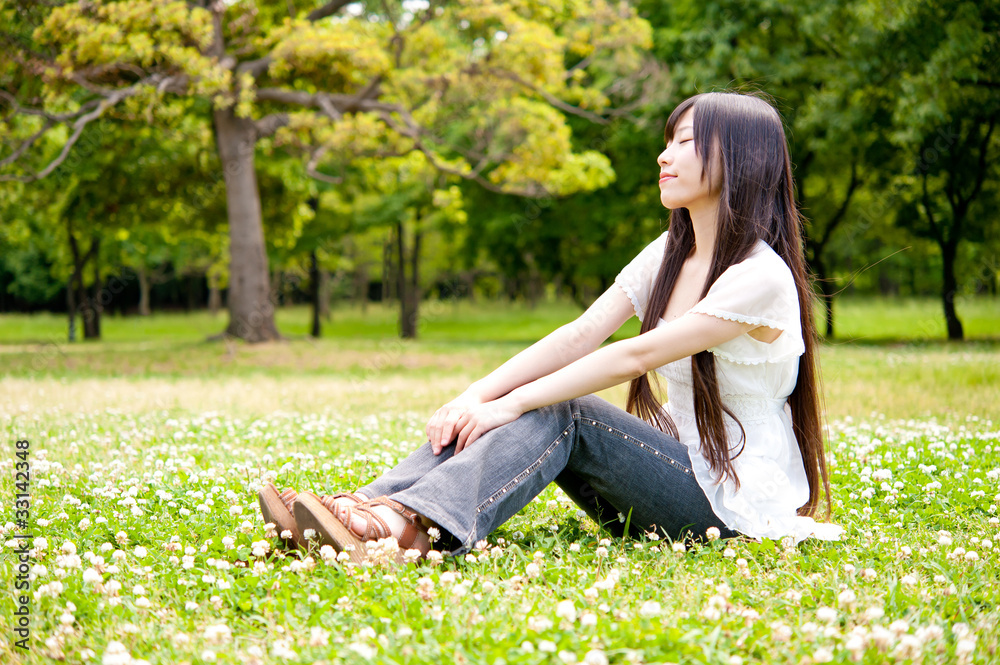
[659,194,680,209]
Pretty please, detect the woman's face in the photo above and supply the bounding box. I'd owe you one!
[656,109,720,212]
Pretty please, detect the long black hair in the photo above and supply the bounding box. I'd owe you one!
[625,91,831,517]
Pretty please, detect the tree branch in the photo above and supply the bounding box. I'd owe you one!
[254,112,290,137]
[305,0,354,22]
[0,118,54,168]
[377,110,549,198]
[255,87,399,116]
[305,146,343,184]
[0,77,171,182]
[920,171,943,245]
[483,68,610,125]
[817,160,862,251]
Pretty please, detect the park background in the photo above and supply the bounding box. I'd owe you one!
[1,1,999,664]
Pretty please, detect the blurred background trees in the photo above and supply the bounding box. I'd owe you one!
[1,0,997,342]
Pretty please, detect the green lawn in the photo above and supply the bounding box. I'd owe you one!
[1,297,998,664]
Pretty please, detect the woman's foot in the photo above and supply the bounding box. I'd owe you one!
[336,498,434,557]
[293,494,433,565]
[258,483,367,550]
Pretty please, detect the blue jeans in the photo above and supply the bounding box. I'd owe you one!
[359,394,737,555]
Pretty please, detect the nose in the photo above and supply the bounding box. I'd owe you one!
[657,146,671,166]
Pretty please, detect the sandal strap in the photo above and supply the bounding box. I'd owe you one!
[278,488,298,513]
[343,503,393,541]
[363,497,429,550]
[317,493,365,513]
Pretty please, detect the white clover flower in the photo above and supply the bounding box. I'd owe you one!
[538,640,557,653]
[61,541,77,555]
[101,641,131,665]
[133,546,147,559]
[706,527,721,541]
[525,562,541,578]
[308,626,330,647]
[555,600,576,622]
[639,601,661,618]
[203,623,232,644]
[672,542,686,554]
[581,611,598,627]
[816,607,838,623]
[595,546,608,558]
[185,601,198,611]
[864,606,885,622]
[812,647,834,663]
[837,589,857,607]
[583,649,609,665]
[527,616,554,632]
[135,597,151,609]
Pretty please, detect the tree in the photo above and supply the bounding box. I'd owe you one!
[1,0,651,342]
[871,0,1000,339]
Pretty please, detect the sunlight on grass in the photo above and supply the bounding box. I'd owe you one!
[1,298,998,664]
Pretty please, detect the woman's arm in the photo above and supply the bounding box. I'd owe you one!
[450,311,755,451]
[425,284,637,453]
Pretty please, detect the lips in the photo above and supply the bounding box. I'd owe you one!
[659,173,676,183]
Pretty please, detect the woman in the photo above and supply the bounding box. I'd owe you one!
[259,91,843,565]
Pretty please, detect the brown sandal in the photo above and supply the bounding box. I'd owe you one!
[257,483,364,549]
[293,494,429,566]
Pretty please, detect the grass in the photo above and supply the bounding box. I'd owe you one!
[1,297,998,664]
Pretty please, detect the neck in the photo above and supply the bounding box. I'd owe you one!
[686,198,720,262]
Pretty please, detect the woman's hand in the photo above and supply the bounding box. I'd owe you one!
[452,397,524,454]
[426,390,487,455]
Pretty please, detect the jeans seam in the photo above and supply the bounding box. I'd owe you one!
[475,425,573,515]
[581,417,694,477]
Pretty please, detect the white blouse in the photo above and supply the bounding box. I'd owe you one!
[614,230,843,543]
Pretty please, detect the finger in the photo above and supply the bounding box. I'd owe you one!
[439,418,458,452]
[455,419,475,455]
[464,426,481,450]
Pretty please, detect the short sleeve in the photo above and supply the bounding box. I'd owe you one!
[689,242,805,365]
[613,230,668,322]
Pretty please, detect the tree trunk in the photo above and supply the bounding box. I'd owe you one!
[319,270,332,320]
[214,106,280,343]
[396,220,420,339]
[310,250,321,338]
[812,256,835,338]
[88,245,102,339]
[66,274,77,343]
[208,271,222,315]
[383,232,396,302]
[137,267,151,316]
[941,241,964,340]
